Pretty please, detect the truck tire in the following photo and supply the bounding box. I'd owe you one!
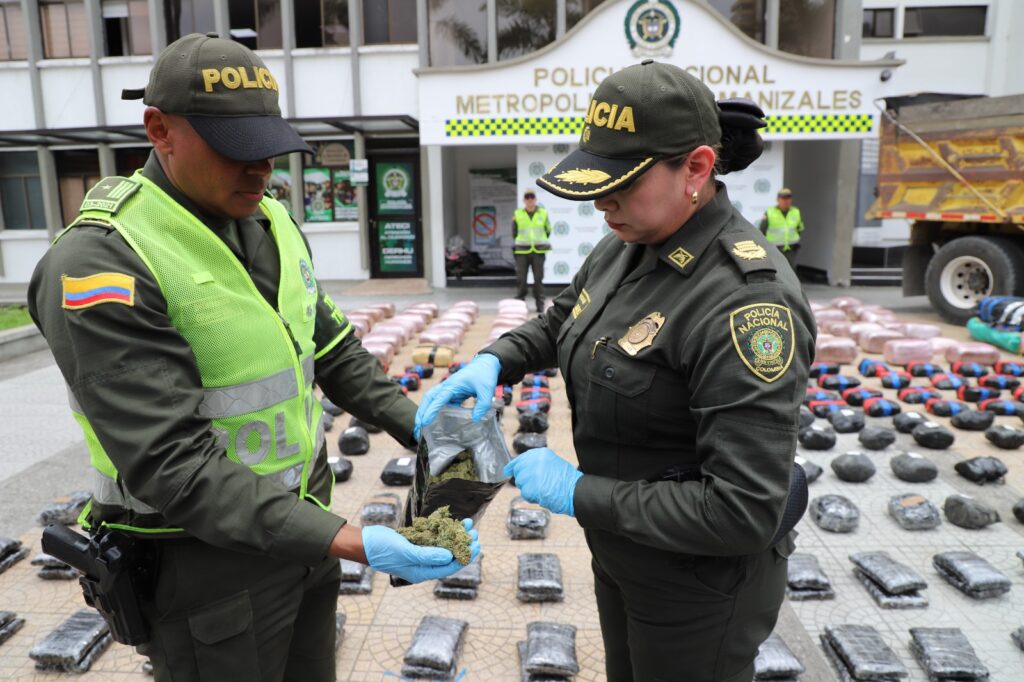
[925,236,1024,325]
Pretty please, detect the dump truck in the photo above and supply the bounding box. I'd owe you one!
[867,93,1024,324]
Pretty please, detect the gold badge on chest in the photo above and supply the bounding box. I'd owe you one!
[618,312,665,356]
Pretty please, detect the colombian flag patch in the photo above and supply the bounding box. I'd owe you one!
[62,273,135,310]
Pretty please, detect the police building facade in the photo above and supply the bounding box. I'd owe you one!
[0,0,1019,288]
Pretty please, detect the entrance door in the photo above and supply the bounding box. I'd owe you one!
[368,155,423,278]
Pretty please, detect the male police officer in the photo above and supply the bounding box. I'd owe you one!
[513,189,552,312]
[29,33,477,681]
[759,188,804,269]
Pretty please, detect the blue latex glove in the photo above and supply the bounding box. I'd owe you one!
[503,448,583,517]
[414,353,501,438]
[362,519,481,584]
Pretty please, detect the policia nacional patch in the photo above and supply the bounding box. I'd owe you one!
[729,303,794,382]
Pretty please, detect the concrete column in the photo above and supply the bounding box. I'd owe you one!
[486,0,497,62]
[280,0,296,117]
[423,145,446,288]
[289,152,303,222]
[97,144,116,178]
[84,0,106,126]
[764,0,779,48]
[349,0,363,115]
[23,0,46,129]
[354,132,369,273]
[148,0,167,52]
[416,0,429,67]
[556,0,566,38]
[213,0,229,38]
[36,147,62,239]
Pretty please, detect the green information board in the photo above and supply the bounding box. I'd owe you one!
[375,162,415,215]
[378,220,417,273]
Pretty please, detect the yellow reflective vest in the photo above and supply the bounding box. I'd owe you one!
[513,208,552,254]
[763,206,804,251]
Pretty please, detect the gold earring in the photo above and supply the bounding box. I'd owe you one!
[690,191,699,205]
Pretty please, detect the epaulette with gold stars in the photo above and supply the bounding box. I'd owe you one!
[719,235,776,279]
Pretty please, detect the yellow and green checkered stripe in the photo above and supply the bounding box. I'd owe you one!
[444,113,875,138]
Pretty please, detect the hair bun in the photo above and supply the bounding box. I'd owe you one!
[716,98,766,174]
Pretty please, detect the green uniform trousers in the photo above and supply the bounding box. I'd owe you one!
[514,252,546,309]
[138,540,341,682]
[587,529,791,682]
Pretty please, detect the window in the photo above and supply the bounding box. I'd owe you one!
[566,0,608,31]
[904,5,986,38]
[498,0,556,60]
[56,150,100,227]
[706,0,765,43]
[296,0,350,48]
[0,153,47,230]
[114,147,150,176]
[228,0,282,50]
[428,0,486,65]
[303,141,358,223]
[165,0,216,44]
[102,0,151,56]
[41,0,90,58]
[363,0,416,45]
[779,0,835,59]
[0,2,27,60]
[863,8,895,38]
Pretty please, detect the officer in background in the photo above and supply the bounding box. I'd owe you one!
[29,34,477,682]
[513,189,552,312]
[417,62,813,681]
[758,188,805,269]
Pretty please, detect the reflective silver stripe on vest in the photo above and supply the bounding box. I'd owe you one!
[302,354,315,388]
[90,470,159,515]
[198,366,300,419]
[264,462,304,491]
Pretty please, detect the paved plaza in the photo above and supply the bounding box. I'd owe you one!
[0,285,1021,680]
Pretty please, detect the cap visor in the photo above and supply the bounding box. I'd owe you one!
[187,115,313,162]
[537,147,655,201]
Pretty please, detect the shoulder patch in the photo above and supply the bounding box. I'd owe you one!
[729,302,794,383]
[62,273,135,310]
[720,235,776,277]
[80,177,140,214]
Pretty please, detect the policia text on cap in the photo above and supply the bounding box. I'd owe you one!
[28,33,479,682]
[417,61,814,682]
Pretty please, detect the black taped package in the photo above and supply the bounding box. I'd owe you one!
[859,425,896,450]
[338,559,374,595]
[809,400,846,417]
[944,495,1000,530]
[897,387,942,404]
[805,389,842,406]
[350,415,383,434]
[932,551,1011,599]
[786,553,834,600]
[1014,498,1024,523]
[322,412,335,432]
[524,622,579,677]
[909,628,989,681]
[849,551,928,609]
[1013,627,1024,652]
[517,641,570,682]
[29,609,112,673]
[979,399,1024,415]
[880,371,913,389]
[522,375,550,389]
[980,373,1021,389]
[517,398,552,414]
[810,495,859,533]
[328,456,353,482]
[913,422,955,449]
[931,373,965,390]
[335,612,346,650]
[754,632,805,680]
[401,615,468,680]
[828,408,865,433]
[36,490,91,526]
[359,492,401,528]
[433,583,477,600]
[321,396,344,416]
[842,388,883,407]
[0,537,28,575]
[831,452,876,483]
[508,496,551,540]
[950,409,995,431]
[519,411,550,433]
[440,555,482,588]
[890,451,939,483]
[798,404,815,428]
[809,362,841,378]
[517,553,564,603]
[799,424,836,450]
[925,399,969,417]
[32,552,78,580]
[513,432,548,454]
[794,456,823,484]
[893,411,928,434]
[0,611,25,647]
[381,456,416,486]
[819,624,907,681]
[888,493,942,531]
[339,426,370,455]
[954,456,1007,484]
[859,358,890,377]
[818,374,861,391]
[864,397,901,417]
[908,362,943,378]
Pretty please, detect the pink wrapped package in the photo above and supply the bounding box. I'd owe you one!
[440,311,474,327]
[372,323,410,345]
[809,301,824,312]
[902,323,941,339]
[815,337,858,364]
[430,322,469,338]
[849,322,884,342]
[860,329,905,353]
[883,338,933,366]
[362,331,403,348]
[859,310,897,324]
[882,322,908,334]
[347,313,374,330]
[830,296,862,313]
[814,308,847,324]
[498,298,528,312]
[393,314,426,333]
[945,342,1000,365]
[820,321,851,336]
[420,329,462,346]
[405,302,439,318]
[368,303,395,318]
[930,337,958,355]
[361,343,394,367]
[350,320,368,338]
[352,307,385,323]
[451,300,480,317]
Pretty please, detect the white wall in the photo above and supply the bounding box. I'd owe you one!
[99,58,154,126]
[291,50,355,118]
[0,66,37,130]
[301,224,367,280]
[0,232,49,283]
[40,62,96,129]
[358,47,418,116]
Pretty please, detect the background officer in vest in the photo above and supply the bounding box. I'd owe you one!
[28,33,477,682]
[758,188,805,269]
[417,62,812,682]
[513,189,552,312]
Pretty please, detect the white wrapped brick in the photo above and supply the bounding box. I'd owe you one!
[884,338,934,366]
[816,337,858,364]
[945,342,1000,365]
[860,329,905,353]
[903,323,942,339]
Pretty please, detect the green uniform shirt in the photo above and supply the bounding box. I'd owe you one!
[485,185,815,557]
[29,152,416,566]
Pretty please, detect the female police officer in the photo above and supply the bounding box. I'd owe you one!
[417,61,814,682]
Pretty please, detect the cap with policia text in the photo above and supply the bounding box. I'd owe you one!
[538,60,721,201]
[122,33,311,162]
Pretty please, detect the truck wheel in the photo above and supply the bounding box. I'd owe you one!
[925,236,1024,325]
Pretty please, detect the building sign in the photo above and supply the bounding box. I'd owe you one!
[376,162,415,214]
[303,167,333,222]
[332,169,357,220]
[378,220,418,273]
[418,0,901,145]
[469,169,516,268]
